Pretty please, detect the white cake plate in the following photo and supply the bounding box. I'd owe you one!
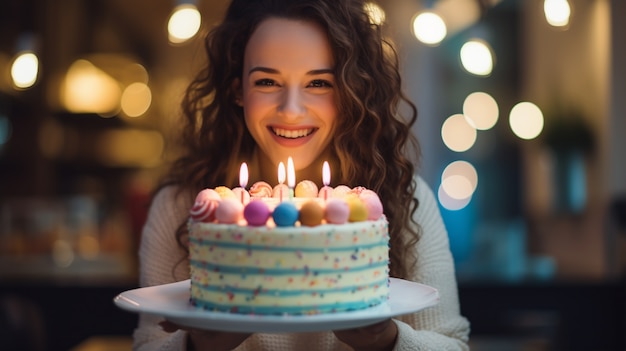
[114,278,439,333]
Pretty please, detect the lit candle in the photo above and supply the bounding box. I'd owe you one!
[287,157,295,200]
[278,162,286,202]
[239,162,248,204]
[321,161,332,201]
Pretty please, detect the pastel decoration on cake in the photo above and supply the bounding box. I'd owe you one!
[272,201,299,227]
[272,184,290,200]
[295,180,318,198]
[215,198,244,224]
[243,200,271,226]
[249,181,273,198]
[189,188,221,222]
[299,200,324,226]
[347,197,369,222]
[231,187,250,204]
[187,164,390,316]
[359,189,383,220]
[332,185,351,198]
[215,186,236,199]
[324,198,350,224]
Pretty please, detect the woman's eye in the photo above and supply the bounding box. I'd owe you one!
[309,79,333,88]
[254,79,277,87]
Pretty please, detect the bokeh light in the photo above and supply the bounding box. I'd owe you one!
[544,0,571,27]
[61,59,121,115]
[463,92,499,130]
[11,52,39,89]
[509,102,544,140]
[412,12,447,45]
[121,82,152,117]
[460,39,494,76]
[364,2,386,26]
[442,160,478,194]
[168,4,202,44]
[438,183,472,211]
[441,114,477,152]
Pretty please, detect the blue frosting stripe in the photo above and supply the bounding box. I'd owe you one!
[190,296,388,315]
[189,260,389,275]
[188,237,387,252]
[194,277,389,297]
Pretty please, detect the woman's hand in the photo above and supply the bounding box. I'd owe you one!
[159,320,251,351]
[333,319,398,351]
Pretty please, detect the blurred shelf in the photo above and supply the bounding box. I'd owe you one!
[0,253,137,286]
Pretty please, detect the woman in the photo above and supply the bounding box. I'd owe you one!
[133,0,470,350]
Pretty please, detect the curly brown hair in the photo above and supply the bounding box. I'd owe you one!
[161,0,421,280]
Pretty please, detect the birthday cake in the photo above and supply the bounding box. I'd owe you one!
[187,179,390,315]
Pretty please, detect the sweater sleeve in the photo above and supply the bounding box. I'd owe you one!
[391,176,471,350]
[132,186,192,351]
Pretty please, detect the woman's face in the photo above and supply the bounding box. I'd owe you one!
[241,17,337,171]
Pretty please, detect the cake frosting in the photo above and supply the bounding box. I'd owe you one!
[188,180,390,315]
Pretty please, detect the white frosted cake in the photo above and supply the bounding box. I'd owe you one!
[187,180,390,315]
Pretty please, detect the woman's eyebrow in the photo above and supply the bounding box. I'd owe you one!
[248,67,334,75]
[307,68,334,76]
[249,66,279,75]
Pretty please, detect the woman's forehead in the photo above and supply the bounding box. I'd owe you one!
[244,18,334,73]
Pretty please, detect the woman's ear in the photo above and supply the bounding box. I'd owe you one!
[232,78,243,106]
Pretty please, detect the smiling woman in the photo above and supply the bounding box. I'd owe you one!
[133,0,470,350]
[240,18,337,177]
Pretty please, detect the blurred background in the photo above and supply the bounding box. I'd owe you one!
[0,0,624,350]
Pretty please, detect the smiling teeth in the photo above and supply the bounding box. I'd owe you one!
[273,128,314,139]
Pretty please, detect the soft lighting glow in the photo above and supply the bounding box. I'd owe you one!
[11,52,39,89]
[96,129,164,167]
[463,92,499,130]
[441,114,477,152]
[239,162,249,189]
[460,39,494,76]
[412,12,447,45]
[322,161,331,186]
[364,2,385,25]
[432,0,481,35]
[509,102,544,140]
[278,162,286,184]
[61,59,121,114]
[168,4,202,44]
[544,0,571,27]
[438,183,472,211]
[442,174,474,200]
[121,82,152,117]
[442,160,478,194]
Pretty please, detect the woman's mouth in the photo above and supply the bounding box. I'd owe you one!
[271,127,316,139]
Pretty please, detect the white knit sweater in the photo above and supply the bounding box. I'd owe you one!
[133,176,470,350]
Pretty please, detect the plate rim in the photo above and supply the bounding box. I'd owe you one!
[114,277,439,332]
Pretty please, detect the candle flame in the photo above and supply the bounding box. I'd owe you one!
[239,162,248,188]
[278,162,285,184]
[287,157,295,188]
[322,161,330,186]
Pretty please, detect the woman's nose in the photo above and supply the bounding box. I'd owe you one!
[277,87,305,120]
